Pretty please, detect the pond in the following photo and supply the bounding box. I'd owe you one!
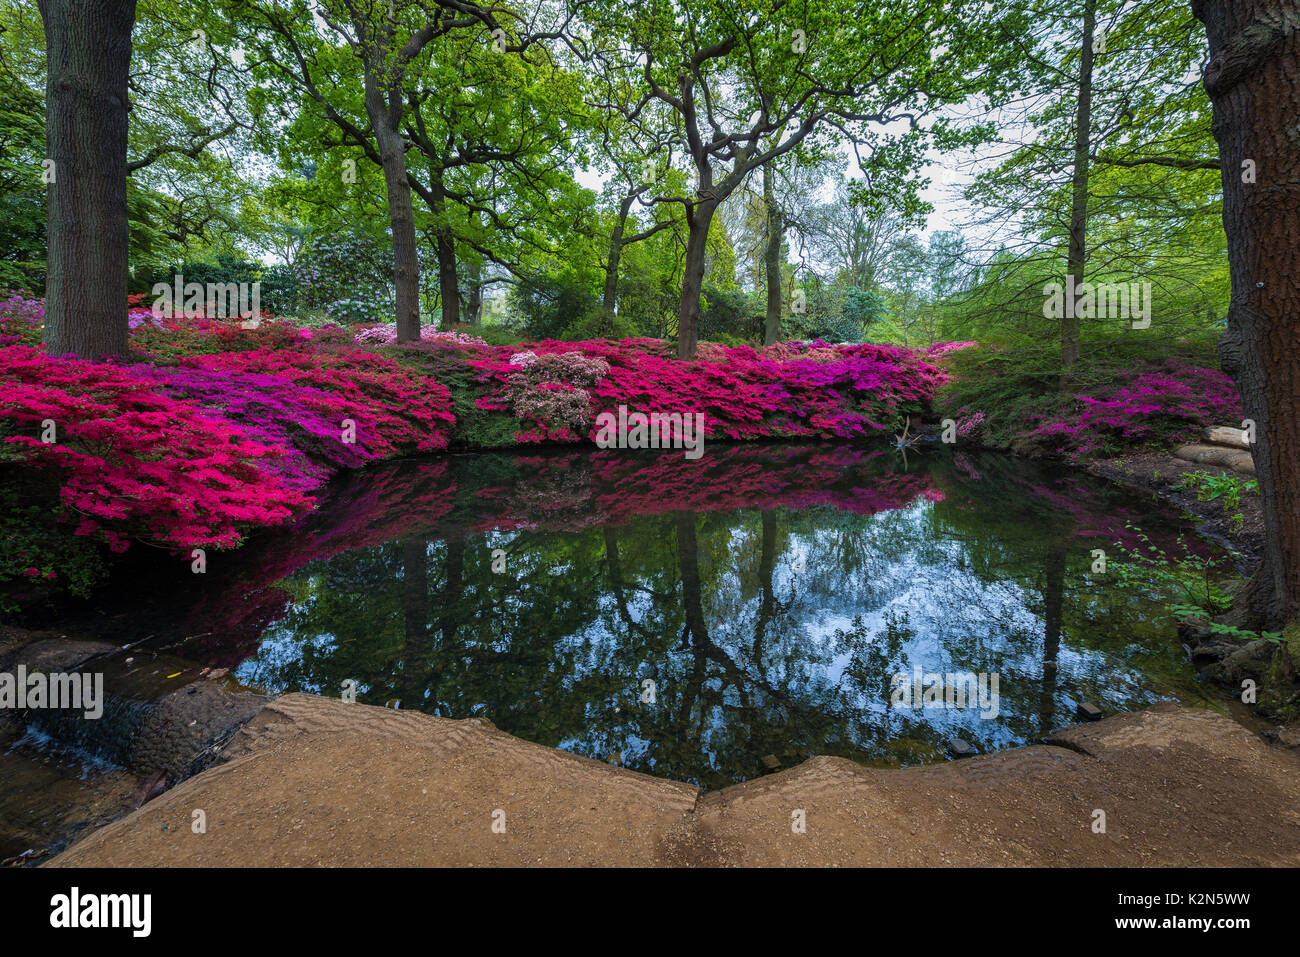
[6,442,1230,819]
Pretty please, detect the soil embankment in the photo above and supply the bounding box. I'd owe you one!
[47,693,1300,867]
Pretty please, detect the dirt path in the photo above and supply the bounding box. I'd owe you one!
[47,694,1300,867]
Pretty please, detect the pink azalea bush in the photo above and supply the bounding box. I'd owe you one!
[1032,359,1241,459]
[354,323,487,347]
[13,283,1234,607]
[0,292,45,346]
[501,351,610,440]
[0,344,313,550]
[186,347,456,460]
[464,338,947,444]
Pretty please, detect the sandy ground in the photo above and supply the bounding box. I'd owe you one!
[47,694,1300,867]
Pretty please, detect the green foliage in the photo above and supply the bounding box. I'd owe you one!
[842,286,887,334]
[937,336,1222,456]
[700,283,762,343]
[1108,524,1281,643]
[383,345,519,448]
[0,472,108,613]
[1110,525,1230,615]
[512,274,600,341]
[1177,470,1258,511]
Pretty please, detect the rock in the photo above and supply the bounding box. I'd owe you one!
[1173,443,1255,475]
[129,681,268,784]
[1200,638,1272,686]
[1077,702,1104,721]
[946,739,976,758]
[761,754,781,770]
[1276,726,1300,750]
[1204,426,1252,450]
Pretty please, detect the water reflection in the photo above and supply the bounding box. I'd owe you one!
[212,444,1218,789]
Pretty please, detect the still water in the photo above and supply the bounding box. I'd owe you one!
[176,442,1220,790]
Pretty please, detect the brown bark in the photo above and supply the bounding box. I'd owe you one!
[38,0,137,360]
[436,233,458,330]
[676,199,717,360]
[1062,0,1096,392]
[354,13,425,344]
[1194,0,1300,627]
[364,86,422,343]
[424,169,459,331]
[601,194,634,324]
[763,165,782,347]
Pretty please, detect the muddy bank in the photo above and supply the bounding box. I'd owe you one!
[44,693,1300,867]
[0,628,266,864]
[1082,452,1300,728]
[1085,451,1264,570]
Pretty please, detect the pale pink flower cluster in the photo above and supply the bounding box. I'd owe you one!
[354,324,487,346]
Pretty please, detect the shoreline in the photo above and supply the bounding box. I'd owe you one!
[43,693,1300,867]
[6,441,1294,867]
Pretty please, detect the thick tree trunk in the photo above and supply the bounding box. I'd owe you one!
[763,165,782,347]
[601,195,634,326]
[1062,0,1096,392]
[363,82,420,343]
[436,231,458,330]
[38,0,136,360]
[1194,0,1300,627]
[676,200,718,359]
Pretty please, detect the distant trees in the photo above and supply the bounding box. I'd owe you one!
[580,0,1027,358]
[961,0,1225,377]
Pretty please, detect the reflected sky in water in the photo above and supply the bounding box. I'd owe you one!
[218,443,1221,789]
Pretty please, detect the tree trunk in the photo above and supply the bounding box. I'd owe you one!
[1061,0,1096,392]
[419,168,459,330]
[676,200,718,359]
[463,254,482,327]
[1194,0,1300,627]
[464,279,482,328]
[436,231,458,330]
[602,194,634,327]
[363,81,420,343]
[763,165,782,347]
[38,0,136,360]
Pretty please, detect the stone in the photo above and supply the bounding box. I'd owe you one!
[947,739,976,758]
[761,754,781,770]
[1204,426,1251,450]
[1077,702,1104,721]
